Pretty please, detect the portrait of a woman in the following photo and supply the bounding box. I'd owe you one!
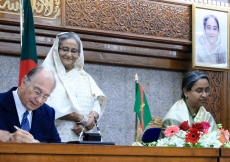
[196,14,226,65]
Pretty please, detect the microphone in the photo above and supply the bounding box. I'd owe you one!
[94,113,103,142]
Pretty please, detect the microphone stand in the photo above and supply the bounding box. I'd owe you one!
[78,121,86,141]
[94,114,103,142]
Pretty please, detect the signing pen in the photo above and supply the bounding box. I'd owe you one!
[14,125,20,130]
[14,125,38,143]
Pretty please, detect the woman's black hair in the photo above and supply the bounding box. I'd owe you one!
[58,32,81,53]
[181,71,210,99]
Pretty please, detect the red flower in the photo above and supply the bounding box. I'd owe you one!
[192,122,211,134]
[180,121,190,131]
[201,122,211,130]
[202,129,209,134]
[185,128,201,144]
[192,123,203,132]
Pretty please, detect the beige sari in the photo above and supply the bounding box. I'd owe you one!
[159,99,217,139]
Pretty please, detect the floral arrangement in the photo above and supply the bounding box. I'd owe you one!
[141,121,230,148]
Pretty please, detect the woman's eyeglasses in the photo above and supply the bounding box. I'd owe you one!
[59,47,80,56]
[190,89,211,95]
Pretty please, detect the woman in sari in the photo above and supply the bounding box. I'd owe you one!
[42,32,106,142]
[159,71,217,139]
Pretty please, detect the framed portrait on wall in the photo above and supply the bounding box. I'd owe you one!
[192,4,230,71]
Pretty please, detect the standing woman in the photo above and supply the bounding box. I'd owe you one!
[42,32,106,142]
[159,71,217,139]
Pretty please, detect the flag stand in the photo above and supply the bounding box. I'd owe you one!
[20,0,24,47]
[134,74,138,142]
[134,114,138,142]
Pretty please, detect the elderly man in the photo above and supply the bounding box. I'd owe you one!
[0,65,60,143]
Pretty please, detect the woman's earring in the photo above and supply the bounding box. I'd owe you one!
[185,96,188,99]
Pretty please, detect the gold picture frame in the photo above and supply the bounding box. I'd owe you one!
[192,4,230,71]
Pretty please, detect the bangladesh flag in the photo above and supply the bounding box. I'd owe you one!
[18,0,37,85]
[134,82,152,132]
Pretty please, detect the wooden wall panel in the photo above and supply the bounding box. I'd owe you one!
[203,71,222,124]
[0,0,192,71]
[65,0,191,44]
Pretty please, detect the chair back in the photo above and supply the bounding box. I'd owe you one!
[142,127,161,143]
[136,116,162,142]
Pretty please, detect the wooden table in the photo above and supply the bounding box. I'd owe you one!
[220,148,230,162]
[0,143,219,162]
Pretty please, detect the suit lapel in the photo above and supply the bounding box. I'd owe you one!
[30,107,42,135]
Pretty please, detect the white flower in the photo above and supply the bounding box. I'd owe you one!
[156,130,186,147]
[156,137,171,146]
[199,131,222,148]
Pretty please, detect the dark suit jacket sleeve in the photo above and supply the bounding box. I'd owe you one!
[49,108,61,143]
[31,104,61,143]
[0,87,21,133]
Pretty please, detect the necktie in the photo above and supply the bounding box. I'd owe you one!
[21,111,30,132]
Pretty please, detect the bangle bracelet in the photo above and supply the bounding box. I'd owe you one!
[76,115,85,124]
[76,115,88,124]
[84,115,88,123]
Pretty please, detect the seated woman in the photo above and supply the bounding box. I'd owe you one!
[159,71,217,139]
[42,32,106,142]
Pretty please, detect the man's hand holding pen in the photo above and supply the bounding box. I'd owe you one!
[12,126,40,143]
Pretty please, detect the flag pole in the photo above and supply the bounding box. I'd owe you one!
[20,0,23,47]
[134,73,138,142]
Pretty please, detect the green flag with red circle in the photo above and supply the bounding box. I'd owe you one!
[18,0,37,86]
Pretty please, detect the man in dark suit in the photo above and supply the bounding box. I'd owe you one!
[0,65,61,143]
